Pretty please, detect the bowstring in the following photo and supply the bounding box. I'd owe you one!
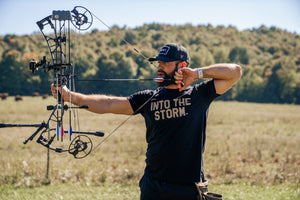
[68,19,73,141]
[90,11,157,68]
[71,25,81,135]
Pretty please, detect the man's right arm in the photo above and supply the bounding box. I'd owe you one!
[176,64,242,93]
[51,84,133,115]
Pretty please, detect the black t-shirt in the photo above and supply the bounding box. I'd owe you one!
[128,79,219,183]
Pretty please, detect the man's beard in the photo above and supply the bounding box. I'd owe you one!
[156,62,180,87]
[156,69,176,87]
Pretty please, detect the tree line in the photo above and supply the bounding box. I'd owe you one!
[0,23,299,104]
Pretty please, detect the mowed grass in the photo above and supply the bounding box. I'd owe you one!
[0,96,299,199]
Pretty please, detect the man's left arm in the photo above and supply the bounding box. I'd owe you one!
[176,64,242,94]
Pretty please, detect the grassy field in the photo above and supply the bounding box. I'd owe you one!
[0,96,299,199]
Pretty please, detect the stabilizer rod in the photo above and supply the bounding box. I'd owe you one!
[23,122,47,144]
[71,131,104,137]
[0,123,44,128]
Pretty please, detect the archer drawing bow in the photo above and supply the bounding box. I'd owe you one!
[1,6,104,159]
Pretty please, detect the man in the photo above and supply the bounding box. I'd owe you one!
[51,43,242,200]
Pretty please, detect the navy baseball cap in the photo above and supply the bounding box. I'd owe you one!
[149,43,190,64]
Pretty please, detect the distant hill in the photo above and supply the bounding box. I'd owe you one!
[0,23,299,104]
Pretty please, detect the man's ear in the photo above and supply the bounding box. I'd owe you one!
[181,61,187,68]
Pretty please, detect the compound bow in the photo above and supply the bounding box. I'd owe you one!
[0,6,103,159]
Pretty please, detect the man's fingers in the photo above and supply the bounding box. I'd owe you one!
[179,84,188,92]
[177,68,197,92]
[50,83,59,99]
[174,71,183,81]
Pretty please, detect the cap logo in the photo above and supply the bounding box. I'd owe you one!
[159,46,170,56]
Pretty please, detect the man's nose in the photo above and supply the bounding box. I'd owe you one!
[157,63,163,69]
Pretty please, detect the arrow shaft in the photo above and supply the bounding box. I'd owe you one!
[75,78,168,82]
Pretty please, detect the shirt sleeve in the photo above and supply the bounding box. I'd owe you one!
[196,79,220,103]
[127,89,154,114]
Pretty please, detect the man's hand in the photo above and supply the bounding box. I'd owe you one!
[51,84,71,101]
[174,68,198,92]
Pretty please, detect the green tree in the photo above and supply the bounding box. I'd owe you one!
[229,46,250,64]
[92,51,137,96]
[0,23,299,103]
[0,52,27,95]
[124,31,137,45]
[235,72,264,102]
[190,46,215,68]
[263,63,282,103]
[213,47,228,63]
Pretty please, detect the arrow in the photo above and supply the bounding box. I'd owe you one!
[75,78,170,82]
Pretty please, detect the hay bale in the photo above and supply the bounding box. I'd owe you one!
[42,94,49,99]
[32,92,40,97]
[1,93,9,100]
[15,95,23,101]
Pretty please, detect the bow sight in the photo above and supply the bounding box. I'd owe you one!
[0,6,104,159]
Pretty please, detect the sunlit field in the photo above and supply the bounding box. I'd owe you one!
[0,96,299,199]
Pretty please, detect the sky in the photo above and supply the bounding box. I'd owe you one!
[0,0,299,36]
